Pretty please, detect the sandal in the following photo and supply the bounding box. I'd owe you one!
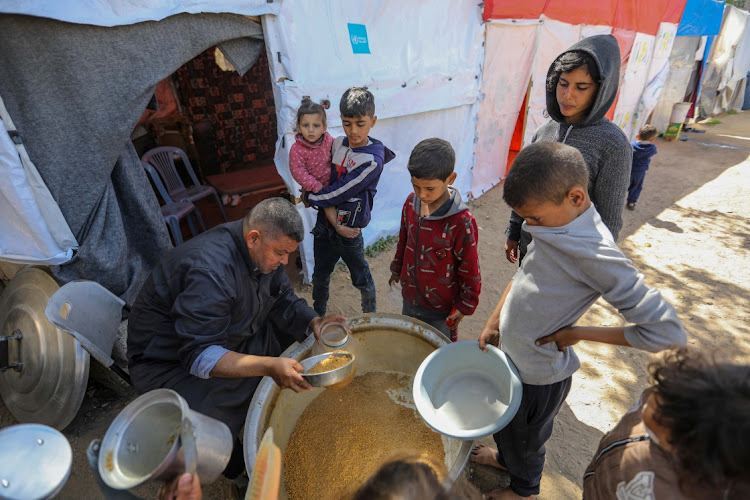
[626,202,636,211]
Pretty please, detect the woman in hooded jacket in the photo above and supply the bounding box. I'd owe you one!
[504,34,632,263]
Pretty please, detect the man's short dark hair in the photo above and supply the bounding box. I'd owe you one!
[502,142,588,208]
[639,124,658,141]
[407,138,456,181]
[242,197,304,242]
[340,87,375,117]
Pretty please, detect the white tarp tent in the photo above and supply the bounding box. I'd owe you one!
[473,20,539,196]
[0,0,485,284]
[615,23,679,139]
[699,5,750,116]
[261,1,485,280]
[650,36,703,133]
[0,98,77,264]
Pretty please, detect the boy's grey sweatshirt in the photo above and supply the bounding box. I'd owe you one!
[507,35,632,245]
[500,205,686,385]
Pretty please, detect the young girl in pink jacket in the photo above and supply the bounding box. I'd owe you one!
[289,98,334,194]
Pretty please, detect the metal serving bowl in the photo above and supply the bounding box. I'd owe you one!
[300,352,355,387]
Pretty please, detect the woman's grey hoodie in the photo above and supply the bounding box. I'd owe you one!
[507,34,633,249]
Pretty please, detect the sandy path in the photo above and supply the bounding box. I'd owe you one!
[1,112,748,499]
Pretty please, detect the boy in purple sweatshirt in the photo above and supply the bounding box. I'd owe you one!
[303,87,395,315]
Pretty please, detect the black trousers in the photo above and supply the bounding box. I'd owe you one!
[493,376,573,496]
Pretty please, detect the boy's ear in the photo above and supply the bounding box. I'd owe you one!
[568,186,586,206]
[447,172,457,185]
[370,115,377,127]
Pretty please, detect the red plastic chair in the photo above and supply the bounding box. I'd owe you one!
[142,146,228,223]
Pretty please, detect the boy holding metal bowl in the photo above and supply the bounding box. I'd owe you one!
[473,142,686,499]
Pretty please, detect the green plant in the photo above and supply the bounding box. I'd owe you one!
[704,119,722,125]
[727,109,739,115]
[364,235,399,257]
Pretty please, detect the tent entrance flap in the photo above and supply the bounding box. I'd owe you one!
[0,95,78,265]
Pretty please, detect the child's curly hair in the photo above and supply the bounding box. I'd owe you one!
[649,348,750,491]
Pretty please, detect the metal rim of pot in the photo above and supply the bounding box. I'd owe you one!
[243,313,472,489]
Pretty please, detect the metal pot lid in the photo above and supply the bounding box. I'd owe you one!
[0,267,89,430]
[0,423,73,499]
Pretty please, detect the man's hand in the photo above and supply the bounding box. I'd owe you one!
[158,473,202,500]
[536,326,580,352]
[267,357,312,392]
[309,314,348,343]
[388,273,400,286]
[478,325,500,352]
[334,225,361,239]
[504,238,519,263]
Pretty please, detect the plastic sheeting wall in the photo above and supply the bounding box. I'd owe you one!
[651,36,701,132]
[630,24,679,137]
[615,23,679,139]
[699,6,750,116]
[613,33,657,137]
[473,21,538,195]
[262,1,485,281]
[0,103,78,264]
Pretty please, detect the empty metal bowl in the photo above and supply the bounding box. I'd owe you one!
[300,352,355,387]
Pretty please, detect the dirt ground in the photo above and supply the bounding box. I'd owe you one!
[2,111,749,499]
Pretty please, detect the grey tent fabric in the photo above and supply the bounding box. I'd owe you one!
[0,13,264,304]
[218,37,265,76]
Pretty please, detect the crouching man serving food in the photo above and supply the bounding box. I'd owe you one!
[127,197,345,488]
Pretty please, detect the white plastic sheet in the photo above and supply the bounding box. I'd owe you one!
[523,18,612,146]
[474,21,538,194]
[651,36,701,132]
[262,0,485,281]
[700,6,749,117]
[628,23,679,139]
[0,0,278,26]
[0,100,77,265]
[613,33,656,139]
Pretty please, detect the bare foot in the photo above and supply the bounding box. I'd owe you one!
[470,444,507,471]
[484,487,536,499]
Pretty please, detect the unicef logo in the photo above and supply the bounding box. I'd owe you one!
[351,35,367,45]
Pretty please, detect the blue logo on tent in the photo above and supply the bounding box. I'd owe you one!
[348,24,370,54]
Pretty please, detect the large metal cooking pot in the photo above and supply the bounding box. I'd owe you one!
[244,313,473,499]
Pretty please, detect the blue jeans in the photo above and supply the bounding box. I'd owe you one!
[311,221,376,315]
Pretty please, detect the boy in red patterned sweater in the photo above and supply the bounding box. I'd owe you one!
[389,138,481,339]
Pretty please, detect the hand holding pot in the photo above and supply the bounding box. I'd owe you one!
[268,357,312,393]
